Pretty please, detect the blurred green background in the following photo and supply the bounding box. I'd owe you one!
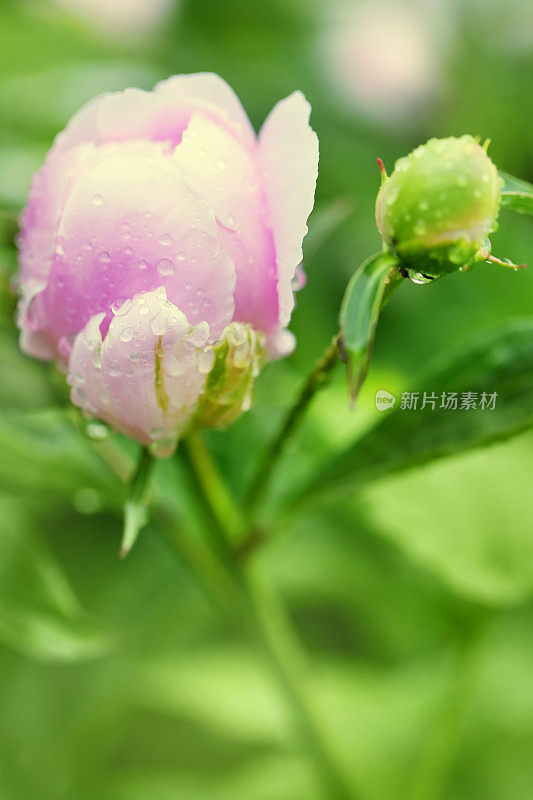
[1,0,533,798]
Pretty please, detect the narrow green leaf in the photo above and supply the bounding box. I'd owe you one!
[499,170,533,216]
[339,250,402,403]
[289,319,533,508]
[121,447,154,557]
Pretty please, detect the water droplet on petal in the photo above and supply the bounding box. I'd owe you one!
[198,348,215,374]
[157,258,174,276]
[166,354,186,377]
[112,298,132,316]
[92,194,104,206]
[158,233,172,246]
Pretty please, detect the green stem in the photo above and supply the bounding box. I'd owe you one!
[181,434,245,545]
[244,334,341,524]
[180,432,360,800]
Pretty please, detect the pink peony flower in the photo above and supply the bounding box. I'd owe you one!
[16,73,319,455]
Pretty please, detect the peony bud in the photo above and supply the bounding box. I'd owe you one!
[16,73,318,455]
[375,135,501,279]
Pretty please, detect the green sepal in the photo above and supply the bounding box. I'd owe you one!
[339,250,402,405]
[189,323,265,431]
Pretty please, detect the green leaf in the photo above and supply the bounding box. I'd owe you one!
[121,447,154,557]
[339,250,402,403]
[289,319,533,508]
[0,496,112,662]
[499,170,533,216]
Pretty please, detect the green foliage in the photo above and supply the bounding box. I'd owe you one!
[499,171,533,217]
[294,319,533,506]
[1,0,533,798]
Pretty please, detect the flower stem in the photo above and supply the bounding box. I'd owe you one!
[179,432,360,800]
[244,333,341,523]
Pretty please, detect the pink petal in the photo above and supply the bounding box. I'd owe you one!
[25,140,235,359]
[17,142,97,293]
[258,91,319,330]
[69,288,213,453]
[173,112,279,335]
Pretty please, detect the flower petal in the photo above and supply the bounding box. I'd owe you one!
[258,91,319,329]
[173,112,279,335]
[25,140,235,359]
[68,288,212,453]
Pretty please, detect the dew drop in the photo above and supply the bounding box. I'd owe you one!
[386,186,400,206]
[120,326,133,343]
[139,305,150,316]
[150,438,176,457]
[137,259,148,270]
[176,251,186,261]
[166,354,186,377]
[198,348,215,374]
[92,194,104,206]
[157,258,174,276]
[108,360,120,376]
[151,315,167,336]
[90,348,102,369]
[158,233,172,246]
[112,298,132,316]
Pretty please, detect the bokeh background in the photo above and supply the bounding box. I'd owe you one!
[1,0,533,798]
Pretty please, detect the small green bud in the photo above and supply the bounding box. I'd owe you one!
[376,135,502,279]
[189,322,265,432]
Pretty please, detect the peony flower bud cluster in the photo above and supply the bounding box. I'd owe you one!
[16,73,319,455]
